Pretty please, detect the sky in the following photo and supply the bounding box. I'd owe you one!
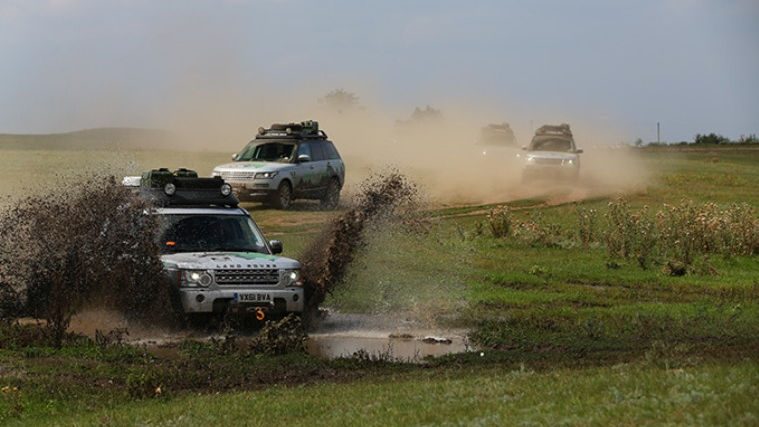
[0,0,757,142]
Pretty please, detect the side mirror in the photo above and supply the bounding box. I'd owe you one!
[232,153,239,160]
[269,240,283,254]
[575,148,584,154]
[297,154,311,163]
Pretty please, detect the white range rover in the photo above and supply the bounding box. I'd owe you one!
[213,120,345,210]
[124,169,305,322]
[521,123,583,182]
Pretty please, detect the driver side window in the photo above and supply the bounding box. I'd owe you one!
[297,142,312,159]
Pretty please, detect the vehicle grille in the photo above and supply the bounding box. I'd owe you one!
[215,269,279,286]
[219,171,257,180]
[534,158,565,165]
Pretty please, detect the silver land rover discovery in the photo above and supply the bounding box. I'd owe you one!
[213,120,345,210]
[124,169,305,323]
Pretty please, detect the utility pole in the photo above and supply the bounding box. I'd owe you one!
[657,122,660,144]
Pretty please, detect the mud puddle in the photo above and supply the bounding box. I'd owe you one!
[306,333,470,362]
[67,309,474,362]
[306,312,473,362]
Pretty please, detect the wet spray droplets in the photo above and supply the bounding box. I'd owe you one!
[300,170,419,318]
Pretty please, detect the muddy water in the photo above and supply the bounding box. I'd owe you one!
[306,333,471,362]
[306,312,473,362]
[67,310,474,362]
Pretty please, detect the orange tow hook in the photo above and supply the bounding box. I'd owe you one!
[256,308,265,321]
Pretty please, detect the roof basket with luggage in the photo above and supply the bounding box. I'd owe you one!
[256,120,328,139]
[535,123,572,137]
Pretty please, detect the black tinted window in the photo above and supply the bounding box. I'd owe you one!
[297,143,312,159]
[159,215,267,254]
[310,142,326,161]
[237,142,295,162]
[325,142,341,160]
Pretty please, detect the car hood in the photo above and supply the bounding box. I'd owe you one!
[214,161,292,173]
[526,151,578,161]
[161,251,301,270]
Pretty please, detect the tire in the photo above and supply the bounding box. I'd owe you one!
[272,181,292,210]
[320,178,340,210]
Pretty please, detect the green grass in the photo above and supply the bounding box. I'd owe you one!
[24,361,759,426]
[322,147,759,353]
[1,145,758,424]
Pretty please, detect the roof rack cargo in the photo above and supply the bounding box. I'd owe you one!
[255,120,328,140]
[535,123,572,137]
[127,168,239,207]
[479,122,517,146]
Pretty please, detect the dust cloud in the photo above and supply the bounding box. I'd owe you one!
[152,87,651,206]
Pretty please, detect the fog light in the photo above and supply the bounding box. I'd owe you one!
[196,294,205,303]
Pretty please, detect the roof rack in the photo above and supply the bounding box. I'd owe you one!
[254,120,328,140]
[535,123,572,137]
[124,168,239,207]
[479,122,517,145]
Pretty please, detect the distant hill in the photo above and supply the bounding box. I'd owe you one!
[0,127,178,150]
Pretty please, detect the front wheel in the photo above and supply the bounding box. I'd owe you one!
[271,181,292,210]
[320,179,340,210]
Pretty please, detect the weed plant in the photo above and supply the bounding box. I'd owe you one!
[486,206,511,238]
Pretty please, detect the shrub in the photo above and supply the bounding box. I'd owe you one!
[250,314,307,355]
[738,134,758,144]
[604,199,759,272]
[694,133,730,145]
[126,367,166,399]
[576,207,598,248]
[486,206,512,238]
[604,199,657,268]
[512,212,572,248]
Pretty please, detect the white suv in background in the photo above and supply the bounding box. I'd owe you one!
[213,121,345,209]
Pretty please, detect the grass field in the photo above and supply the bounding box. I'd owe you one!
[1,144,758,424]
[29,361,759,426]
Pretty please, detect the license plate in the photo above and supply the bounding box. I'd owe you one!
[237,293,271,303]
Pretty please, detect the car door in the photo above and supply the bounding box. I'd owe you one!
[292,142,312,195]
[324,141,345,186]
[294,142,326,196]
[308,142,329,193]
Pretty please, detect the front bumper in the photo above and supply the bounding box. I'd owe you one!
[227,181,277,202]
[522,164,579,179]
[179,287,304,314]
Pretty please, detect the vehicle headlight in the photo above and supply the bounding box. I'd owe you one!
[211,171,221,177]
[164,182,176,196]
[220,183,232,196]
[282,269,303,287]
[525,156,535,164]
[181,270,213,287]
[566,159,574,166]
[255,171,278,179]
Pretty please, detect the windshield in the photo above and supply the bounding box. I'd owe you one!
[159,214,269,254]
[236,141,296,162]
[530,137,573,152]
